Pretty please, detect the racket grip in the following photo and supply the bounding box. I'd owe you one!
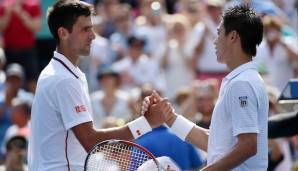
[128,116,152,139]
[170,115,195,141]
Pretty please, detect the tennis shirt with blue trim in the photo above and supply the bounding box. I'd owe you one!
[207,61,269,171]
[28,51,92,171]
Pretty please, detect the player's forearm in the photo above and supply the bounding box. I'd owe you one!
[72,122,134,152]
[187,125,209,152]
[166,113,209,152]
[201,135,257,171]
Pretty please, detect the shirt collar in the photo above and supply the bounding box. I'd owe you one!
[224,61,258,81]
[53,51,84,78]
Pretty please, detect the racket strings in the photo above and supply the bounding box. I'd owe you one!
[86,142,153,171]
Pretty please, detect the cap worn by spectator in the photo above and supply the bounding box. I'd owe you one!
[6,63,25,79]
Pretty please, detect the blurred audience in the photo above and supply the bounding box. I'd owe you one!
[0,64,33,159]
[0,0,297,169]
[162,14,194,100]
[135,0,168,64]
[0,136,28,171]
[90,68,133,129]
[255,15,298,91]
[0,0,41,92]
[1,97,30,156]
[112,35,166,92]
[186,0,228,83]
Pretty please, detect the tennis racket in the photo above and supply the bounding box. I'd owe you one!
[84,139,162,171]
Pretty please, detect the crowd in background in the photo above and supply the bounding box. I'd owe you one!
[0,0,298,170]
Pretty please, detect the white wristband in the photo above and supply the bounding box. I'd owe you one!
[128,116,152,139]
[170,115,195,141]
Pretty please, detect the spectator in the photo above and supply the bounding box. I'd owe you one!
[1,97,31,156]
[0,63,33,156]
[135,0,168,64]
[186,0,228,82]
[0,0,42,93]
[90,68,133,129]
[255,15,298,91]
[194,79,218,129]
[110,4,134,62]
[112,35,165,92]
[93,0,120,38]
[177,0,201,27]
[162,14,194,100]
[0,136,28,171]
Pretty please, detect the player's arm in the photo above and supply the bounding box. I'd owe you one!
[142,92,209,152]
[166,113,209,152]
[72,122,133,152]
[200,133,257,171]
[72,98,172,152]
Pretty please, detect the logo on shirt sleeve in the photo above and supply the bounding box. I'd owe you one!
[239,96,248,107]
[75,105,87,113]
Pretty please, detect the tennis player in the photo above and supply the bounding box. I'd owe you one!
[28,1,171,170]
[144,5,268,171]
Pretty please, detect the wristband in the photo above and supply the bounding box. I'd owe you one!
[170,115,195,141]
[128,116,152,139]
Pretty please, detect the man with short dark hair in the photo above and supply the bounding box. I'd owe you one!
[145,5,268,171]
[28,1,170,170]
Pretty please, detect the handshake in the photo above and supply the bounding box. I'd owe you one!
[141,90,177,129]
[127,90,195,142]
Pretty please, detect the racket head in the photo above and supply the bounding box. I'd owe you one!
[84,139,161,171]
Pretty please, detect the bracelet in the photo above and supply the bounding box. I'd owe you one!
[170,115,195,141]
[128,116,152,139]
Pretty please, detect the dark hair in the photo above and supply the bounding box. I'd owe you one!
[222,5,263,56]
[47,0,93,43]
[127,36,145,47]
[6,136,27,151]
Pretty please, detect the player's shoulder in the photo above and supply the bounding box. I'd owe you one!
[37,63,80,91]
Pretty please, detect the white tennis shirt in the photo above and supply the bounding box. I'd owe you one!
[207,61,269,170]
[28,51,92,171]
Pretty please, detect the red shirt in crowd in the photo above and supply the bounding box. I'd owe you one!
[0,0,41,50]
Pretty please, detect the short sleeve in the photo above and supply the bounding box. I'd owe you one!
[54,78,92,130]
[225,81,260,136]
